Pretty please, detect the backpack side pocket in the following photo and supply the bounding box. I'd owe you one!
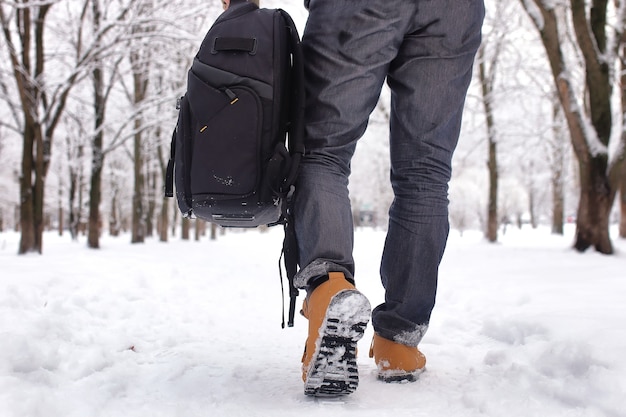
[188,80,263,198]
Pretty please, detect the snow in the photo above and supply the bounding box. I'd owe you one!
[521,0,545,31]
[1,225,625,417]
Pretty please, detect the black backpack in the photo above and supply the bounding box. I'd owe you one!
[165,0,303,326]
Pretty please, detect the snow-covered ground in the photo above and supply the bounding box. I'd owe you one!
[1,225,624,417]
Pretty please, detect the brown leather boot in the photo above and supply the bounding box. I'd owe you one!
[369,333,426,382]
[301,272,371,396]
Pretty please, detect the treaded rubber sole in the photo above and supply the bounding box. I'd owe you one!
[377,367,426,383]
[303,290,371,397]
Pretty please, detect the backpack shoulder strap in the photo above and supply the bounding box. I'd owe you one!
[164,127,176,198]
[279,9,305,188]
[277,9,304,327]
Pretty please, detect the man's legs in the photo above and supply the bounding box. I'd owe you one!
[295,0,484,391]
[371,0,484,346]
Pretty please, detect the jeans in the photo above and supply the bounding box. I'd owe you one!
[294,0,484,346]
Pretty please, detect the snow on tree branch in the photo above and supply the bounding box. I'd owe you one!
[521,0,546,30]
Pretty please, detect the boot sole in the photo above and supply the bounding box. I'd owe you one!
[377,367,426,383]
[303,289,371,397]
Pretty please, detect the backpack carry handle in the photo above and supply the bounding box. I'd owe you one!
[212,37,258,54]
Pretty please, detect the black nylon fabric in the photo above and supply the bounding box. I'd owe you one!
[190,85,261,197]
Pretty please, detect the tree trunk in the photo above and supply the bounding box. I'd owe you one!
[87,147,103,248]
[195,219,205,241]
[486,138,498,242]
[181,217,190,240]
[19,124,37,253]
[529,186,537,229]
[19,122,48,253]
[157,143,169,242]
[33,124,48,251]
[110,189,120,237]
[210,223,217,240]
[552,172,565,234]
[146,170,156,237]
[131,119,145,243]
[13,206,19,232]
[521,0,615,253]
[618,32,626,239]
[128,7,153,244]
[58,187,63,237]
[68,138,83,240]
[619,161,626,239]
[87,95,104,248]
[573,156,613,253]
[159,198,169,242]
[570,0,614,253]
[171,208,178,237]
[478,46,499,242]
[551,98,566,235]
[88,0,105,249]
[130,51,148,243]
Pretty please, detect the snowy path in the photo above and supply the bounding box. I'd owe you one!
[1,226,624,417]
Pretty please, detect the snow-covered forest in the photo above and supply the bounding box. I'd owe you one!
[0,0,625,253]
[1,2,625,416]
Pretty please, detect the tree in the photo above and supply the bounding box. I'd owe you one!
[87,0,106,247]
[619,162,626,238]
[0,1,89,253]
[86,0,128,248]
[548,96,569,234]
[519,0,626,254]
[157,127,170,242]
[63,112,89,239]
[476,1,515,242]
[181,217,190,240]
[617,16,626,238]
[126,1,153,244]
[478,43,500,242]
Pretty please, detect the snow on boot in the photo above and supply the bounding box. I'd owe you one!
[369,333,426,382]
[301,272,371,396]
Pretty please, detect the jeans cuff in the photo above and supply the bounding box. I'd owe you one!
[294,259,354,289]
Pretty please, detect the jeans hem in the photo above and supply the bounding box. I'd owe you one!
[294,259,354,289]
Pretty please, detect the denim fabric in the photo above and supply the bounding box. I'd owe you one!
[294,0,484,345]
